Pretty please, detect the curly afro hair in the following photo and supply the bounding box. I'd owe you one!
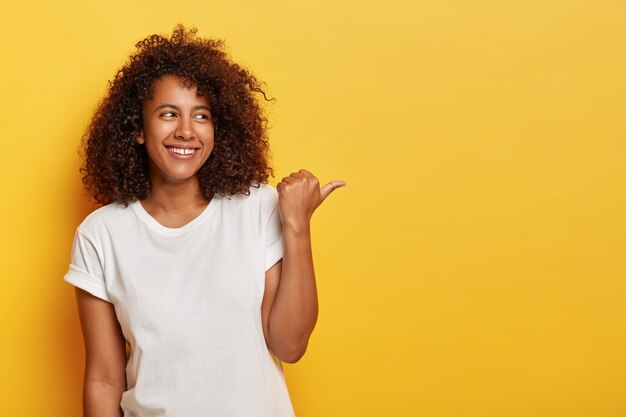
[80,24,274,205]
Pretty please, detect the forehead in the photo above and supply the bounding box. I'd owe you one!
[146,75,209,106]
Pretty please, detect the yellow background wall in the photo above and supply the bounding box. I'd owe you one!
[1,1,625,416]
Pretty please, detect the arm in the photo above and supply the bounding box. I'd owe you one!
[261,170,345,363]
[75,288,127,417]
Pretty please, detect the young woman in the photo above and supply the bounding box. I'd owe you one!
[64,25,344,417]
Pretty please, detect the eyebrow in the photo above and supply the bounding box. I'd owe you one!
[153,103,211,112]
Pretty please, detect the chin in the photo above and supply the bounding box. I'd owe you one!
[158,170,200,183]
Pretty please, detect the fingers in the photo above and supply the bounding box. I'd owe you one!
[276,174,299,194]
[288,169,314,179]
[297,169,314,178]
[281,169,316,185]
[278,169,346,202]
[276,177,291,194]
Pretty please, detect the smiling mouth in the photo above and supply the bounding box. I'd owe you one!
[166,146,199,156]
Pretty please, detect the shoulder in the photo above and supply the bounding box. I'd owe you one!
[248,182,278,202]
[76,202,132,239]
[226,183,278,206]
[221,183,279,223]
[249,183,279,214]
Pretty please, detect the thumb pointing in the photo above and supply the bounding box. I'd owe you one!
[320,180,347,202]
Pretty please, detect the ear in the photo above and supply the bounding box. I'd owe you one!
[131,114,144,144]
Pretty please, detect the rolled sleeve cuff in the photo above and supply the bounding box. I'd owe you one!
[64,264,111,303]
[265,239,284,272]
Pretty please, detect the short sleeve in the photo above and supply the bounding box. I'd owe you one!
[63,229,111,302]
[263,185,284,271]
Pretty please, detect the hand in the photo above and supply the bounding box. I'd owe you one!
[276,169,345,230]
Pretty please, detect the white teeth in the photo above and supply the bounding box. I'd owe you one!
[168,147,197,155]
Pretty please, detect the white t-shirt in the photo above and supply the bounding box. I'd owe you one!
[64,183,295,417]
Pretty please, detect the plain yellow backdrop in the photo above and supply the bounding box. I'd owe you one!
[1,1,625,416]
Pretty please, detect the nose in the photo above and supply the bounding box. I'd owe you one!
[174,116,195,141]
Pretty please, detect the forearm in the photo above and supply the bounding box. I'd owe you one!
[83,375,125,417]
[75,288,127,417]
[267,223,318,362]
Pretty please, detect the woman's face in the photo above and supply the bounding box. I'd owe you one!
[139,75,214,186]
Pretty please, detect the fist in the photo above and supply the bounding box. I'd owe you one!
[276,169,345,229]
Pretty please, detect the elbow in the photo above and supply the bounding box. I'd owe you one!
[276,345,307,364]
[270,337,310,364]
[267,318,317,364]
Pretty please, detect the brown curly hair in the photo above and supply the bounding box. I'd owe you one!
[80,24,274,205]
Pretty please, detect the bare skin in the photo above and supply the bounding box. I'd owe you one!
[263,169,346,362]
[74,75,345,416]
[75,288,126,417]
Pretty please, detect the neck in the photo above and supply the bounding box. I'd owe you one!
[143,174,209,213]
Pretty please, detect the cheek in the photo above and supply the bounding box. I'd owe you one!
[204,139,215,156]
[202,127,216,145]
[147,123,173,138]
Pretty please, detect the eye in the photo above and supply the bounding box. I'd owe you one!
[194,113,211,121]
[160,111,176,118]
